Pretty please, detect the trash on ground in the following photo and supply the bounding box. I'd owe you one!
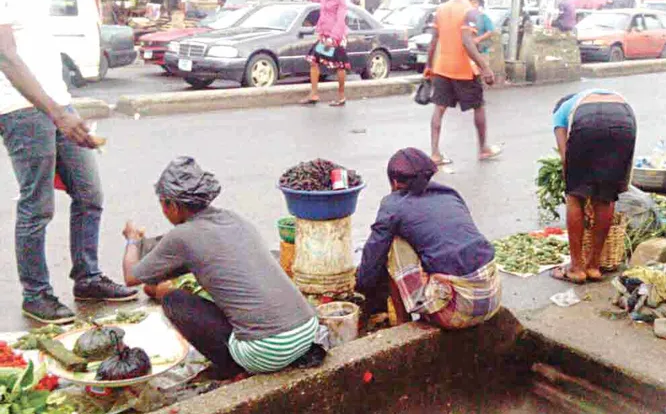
[550,288,581,307]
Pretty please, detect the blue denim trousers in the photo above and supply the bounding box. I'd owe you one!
[0,107,104,300]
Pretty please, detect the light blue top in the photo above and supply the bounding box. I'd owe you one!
[552,89,617,129]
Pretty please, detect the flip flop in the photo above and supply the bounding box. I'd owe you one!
[551,267,586,284]
[432,156,453,166]
[586,268,604,282]
[300,98,319,105]
[330,99,346,107]
[479,144,504,161]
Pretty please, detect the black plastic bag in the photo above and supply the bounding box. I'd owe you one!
[73,323,125,361]
[414,79,432,105]
[96,331,152,381]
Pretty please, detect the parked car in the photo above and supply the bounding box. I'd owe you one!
[51,0,103,81]
[577,9,666,62]
[100,25,138,78]
[407,6,524,71]
[643,0,666,11]
[381,4,437,37]
[577,9,595,23]
[373,0,441,22]
[165,2,410,88]
[139,7,253,72]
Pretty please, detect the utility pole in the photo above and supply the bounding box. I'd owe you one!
[507,0,521,61]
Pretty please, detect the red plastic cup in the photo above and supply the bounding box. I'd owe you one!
[331,168,348,190]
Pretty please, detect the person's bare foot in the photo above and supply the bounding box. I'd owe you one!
[299,95,319,105]
[479,144,503,161]
[552,266,586,284]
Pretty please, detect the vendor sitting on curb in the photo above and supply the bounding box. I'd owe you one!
[551,90,637,284]
[356,148,501,329]
[121,156,318,379]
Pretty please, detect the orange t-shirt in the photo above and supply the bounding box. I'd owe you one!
[433,0,480,80]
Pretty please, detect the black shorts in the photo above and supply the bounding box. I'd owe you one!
[566,102,637,203]
[431,75,484,111]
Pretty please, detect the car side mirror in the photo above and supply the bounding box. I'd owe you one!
[299,27,316,37]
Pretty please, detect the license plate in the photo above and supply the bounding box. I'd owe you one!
[178,59,193,72]
[416,54,427,63]
[143,50,153,59]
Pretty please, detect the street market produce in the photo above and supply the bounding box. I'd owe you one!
[0,361,51,414]
[175,274,213,302]
[114,310,148,324]
[13,325,65,351]
[95,333,152,381]
[536,155,565,221]
[0,341,26,368]
[38,338,88,373]
[279,159,362,191]
[493,233,569,274]
[73,323,126,361]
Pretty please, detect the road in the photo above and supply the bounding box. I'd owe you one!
[1,72,666,332]
[72,63,418,104]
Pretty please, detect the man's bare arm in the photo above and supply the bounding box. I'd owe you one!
[122,244,143,287]
[426,27,439,71]
[462,30,490,72]
[0,25,95,147]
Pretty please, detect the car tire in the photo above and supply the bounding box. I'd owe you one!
[242,53,278,87]
[96,53,109,81]
[361,49,391,80]
[184,77,215,89]
[608,45,624,62]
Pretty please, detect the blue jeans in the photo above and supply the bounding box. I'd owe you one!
[0,107,104,300]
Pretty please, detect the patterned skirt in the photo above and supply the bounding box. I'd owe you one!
[306,38,351,70]
[387,237,501,330]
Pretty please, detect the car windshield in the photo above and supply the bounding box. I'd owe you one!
[204,7,251,29]
[485,8,508,26]
[238,5,301,30]
[383,7,427,25]
[645,2,666,10]
[577,12,630,30]
[378,0,424,10]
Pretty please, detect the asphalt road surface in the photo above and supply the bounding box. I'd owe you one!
[73,63,418,104]
[2,72,666,332]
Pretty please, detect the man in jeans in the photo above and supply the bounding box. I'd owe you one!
[0,1,137,324]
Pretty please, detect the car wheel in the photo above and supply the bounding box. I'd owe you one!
[184,77,215,89]
[243,53,278,87]
[361,50,390,80]
[96,53,109,81]
[609,45,624,62]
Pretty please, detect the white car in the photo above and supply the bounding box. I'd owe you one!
[51,0,104,81]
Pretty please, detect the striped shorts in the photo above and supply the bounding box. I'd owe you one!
[228,317,319,374]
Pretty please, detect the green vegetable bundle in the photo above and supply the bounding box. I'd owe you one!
[13,325,64,351]
[536,155,566,221]
[0,361,50,414]
[493,234,569,275]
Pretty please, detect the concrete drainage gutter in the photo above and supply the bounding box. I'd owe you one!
[152,307,666,414]
[115,76,422,118]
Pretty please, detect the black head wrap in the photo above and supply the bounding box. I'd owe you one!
[387,148,438,195]
[553,93,576,114]
[155,156,221,208]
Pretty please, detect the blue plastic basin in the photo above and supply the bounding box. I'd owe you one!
[278,184,366,221]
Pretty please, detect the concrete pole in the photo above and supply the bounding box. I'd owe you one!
[507,0,521,61]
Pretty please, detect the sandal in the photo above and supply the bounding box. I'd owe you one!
[330,99,346,107]
[551,267,586,284]
[586,268,604,282]
[479,144,504,161]
[432,154,453,166]
[300,97,319,105]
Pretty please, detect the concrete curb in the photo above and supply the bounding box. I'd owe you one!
[582,59,666,78]
[71,97,112,120]
[115,76,422,118]
[153,308,525,414]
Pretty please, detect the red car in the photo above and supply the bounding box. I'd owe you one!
[139,7,253,71]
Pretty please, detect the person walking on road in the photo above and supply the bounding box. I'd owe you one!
[470,0,495,60]
[424,0,502,166]
[300,0,350,107]
[0,1,137,324]
[551,90,636,284]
